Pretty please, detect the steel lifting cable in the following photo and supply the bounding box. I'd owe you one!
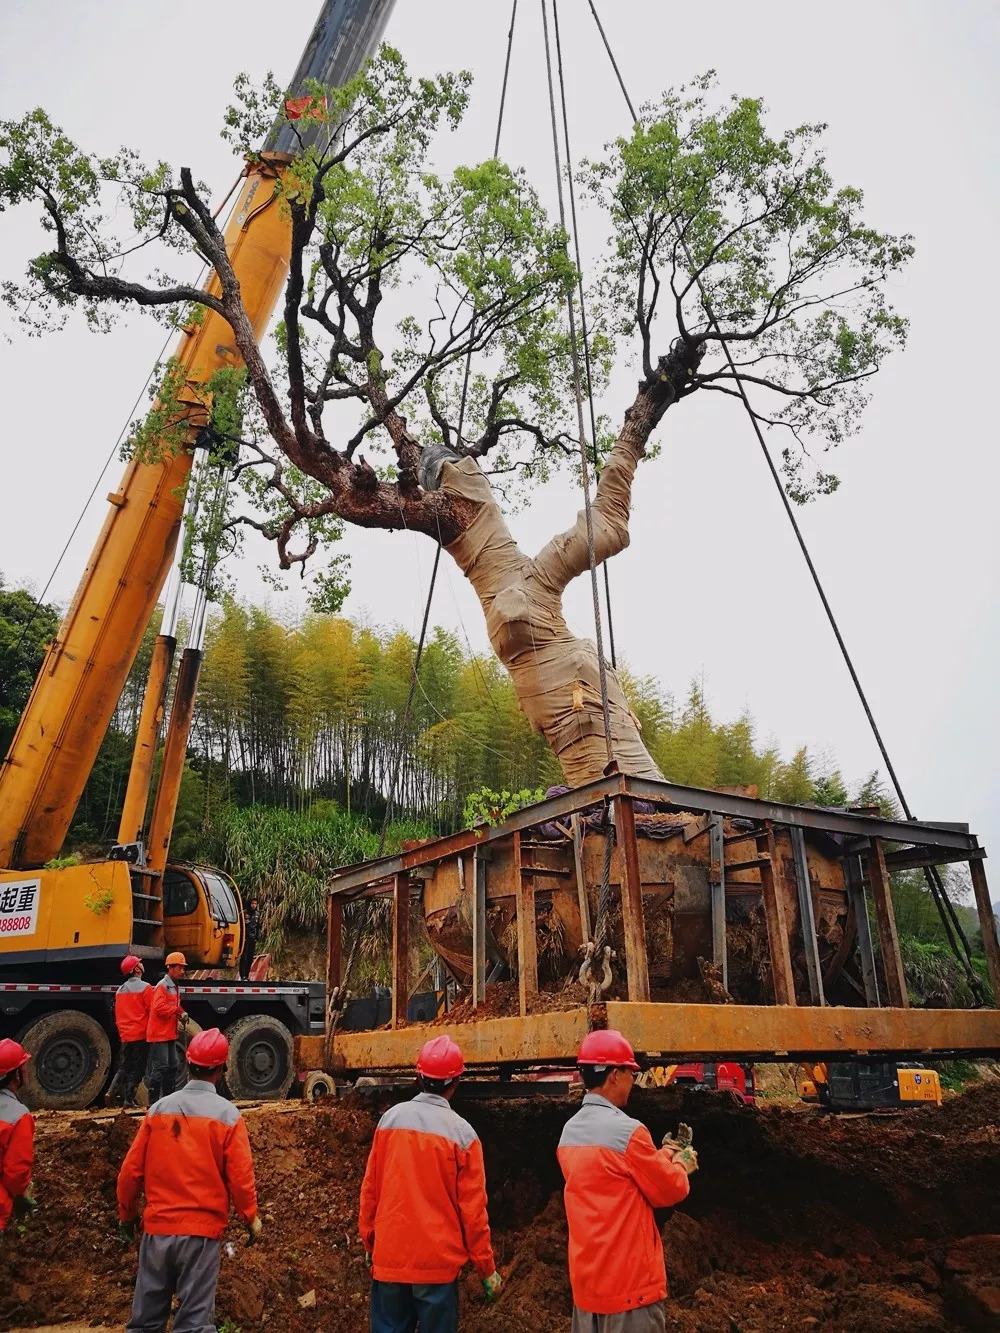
[540,0,620,1001]
[586,2,983,994]
[376,0,520,857]
[540,0,614,763]
[551,0,617,668]
[331,1,522,1021]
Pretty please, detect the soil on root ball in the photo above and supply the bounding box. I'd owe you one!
[2,1082,999,1331]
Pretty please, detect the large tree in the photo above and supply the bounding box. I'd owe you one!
[0,51,912,787]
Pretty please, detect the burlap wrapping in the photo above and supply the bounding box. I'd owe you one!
[441,441,663,787]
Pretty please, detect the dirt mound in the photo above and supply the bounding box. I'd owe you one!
[3,1084,1000,1331]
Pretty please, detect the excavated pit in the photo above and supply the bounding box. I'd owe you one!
[2,1083,1000,1331]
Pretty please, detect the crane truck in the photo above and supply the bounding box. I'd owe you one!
[0,0,396,1111]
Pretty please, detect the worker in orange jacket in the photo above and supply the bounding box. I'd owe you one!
[108,954,152,1107]
[117,1027,260,1331]
[0,1040,35,1235]
[558,1030,697,1333]
[359,1035,502,1332]
[145,950,187,1105]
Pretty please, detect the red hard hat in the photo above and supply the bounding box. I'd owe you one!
[576,1029,640,1071]
[186,1028,229,1069]
[416,1035,465,1081]
[0,1039,31,1078]
[121,954,142,976]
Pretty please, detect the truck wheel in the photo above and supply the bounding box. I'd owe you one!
[224,1015,294,1101]
[16,1010,112,1110]
[303,1070,336,1102]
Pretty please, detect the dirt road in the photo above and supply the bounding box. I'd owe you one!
[3,1083,1000,1331]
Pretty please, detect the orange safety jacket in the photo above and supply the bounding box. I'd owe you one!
[146,974,183,1043]
[117,1078,257,1239]
[0,1087,34,1232]
[115,975,153,1043]
[557,1093,690,1315]
[359,1091,496,1284]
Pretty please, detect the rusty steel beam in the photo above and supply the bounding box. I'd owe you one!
[391,874,409,1028]
[970,858,1000,1001]
[293,1000,1000,1074]
[620,776,980,853]
[323,775,982,901]
[607,1001,1000,1060]
[514,832,539,1016]
[867,840,908,1008]
[884,846,986,872]
[758,824,795,1006]
[296,1008,592,1073]
[615,795,651,1002]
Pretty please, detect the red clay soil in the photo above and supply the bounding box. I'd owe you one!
[3,1083,1000,1331]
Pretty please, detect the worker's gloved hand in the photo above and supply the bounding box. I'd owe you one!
[482,1270,502,1303]
[179,1012,191,1031]
[662,1121,694,1151]
[246,1215,263,1246]
[364,1250,373,1271]
[670,1146,699,1175]
[11,1193,36,1220]
[662,1121,694,1150]
[118,1219,139,1247]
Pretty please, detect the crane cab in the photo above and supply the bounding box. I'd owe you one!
[162,865,244,970]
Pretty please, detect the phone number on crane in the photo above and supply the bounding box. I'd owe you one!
[0,915,34,933]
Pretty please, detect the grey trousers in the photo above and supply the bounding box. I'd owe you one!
[127,1233,221,1332]
[571,1301,667,1333]
[146,1040,178,1105]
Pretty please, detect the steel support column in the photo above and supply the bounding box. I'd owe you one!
[867,839,908,1008]
[970,857,1000,1003]
[474,848,488,1007]
[708,816,727,990]
[790,827,825,1005]
[514,831,539,1016]
[845,854,879,1007]
[325,895,344,1054]
[615,795,650,1002]
[391,873,409,1028]
[758,823,796,1006]
[571,814,591,944]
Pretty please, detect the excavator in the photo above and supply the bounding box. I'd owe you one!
[0,0,396,1109]
[799,1061,942,1111]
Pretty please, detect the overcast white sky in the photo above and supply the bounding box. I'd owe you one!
[1,1,998,872]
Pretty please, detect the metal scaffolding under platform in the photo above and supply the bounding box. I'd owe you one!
[295,775,1000,1077]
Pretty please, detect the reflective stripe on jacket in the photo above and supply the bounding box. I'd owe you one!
[146,974,182,1043]
[115,976,153,1043]
[116,1078,257,1238]
[0,1087,34,1231]
[359,1091,495,1284]
[557,1093,690,1315]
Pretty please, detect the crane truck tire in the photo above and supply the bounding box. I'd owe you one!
[223,1014,295,1101]
[15,1009,112,1110]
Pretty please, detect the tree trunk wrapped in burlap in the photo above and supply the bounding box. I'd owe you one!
[438,437,662,787]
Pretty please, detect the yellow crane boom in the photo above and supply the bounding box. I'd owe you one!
[0,159,292,870]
